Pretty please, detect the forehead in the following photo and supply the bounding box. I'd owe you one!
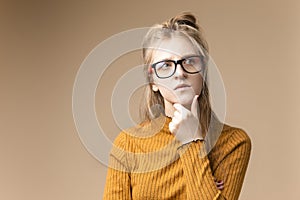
[151,36,197,62]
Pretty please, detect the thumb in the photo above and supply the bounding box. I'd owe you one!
[191,95,199,119]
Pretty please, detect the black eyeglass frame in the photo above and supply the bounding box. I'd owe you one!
[151,55,205,79]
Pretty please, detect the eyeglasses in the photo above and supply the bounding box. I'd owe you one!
[151,55,205,79]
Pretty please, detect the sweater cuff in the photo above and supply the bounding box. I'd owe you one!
[176,138,205,153]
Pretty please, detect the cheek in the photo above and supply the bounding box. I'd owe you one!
[153,79,176,98]
[191,76,203,94]
[157,86,178,104]
[156,82,173,95]
[158,86,174,96]
[152,76,171,90]
[157,81,173,90]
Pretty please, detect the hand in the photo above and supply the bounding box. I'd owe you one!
[169,95,203,145]
[214,178,224,190]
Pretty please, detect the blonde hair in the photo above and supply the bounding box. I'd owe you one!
[140,12,218,135]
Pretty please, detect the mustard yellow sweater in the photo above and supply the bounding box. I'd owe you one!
[103,115,251,200]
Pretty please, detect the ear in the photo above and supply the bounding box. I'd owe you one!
[152,84,159,92]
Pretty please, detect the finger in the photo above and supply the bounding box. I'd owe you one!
[173,104,180,113]
[215,180,224,190]
[173,103,186,113]
[217,185,224,190]
[215,180,224,186]
[169,121,176,133]
[173,104,190,119]
[171,116,180,125]
[173,110,181,118]
[191,95,199,119]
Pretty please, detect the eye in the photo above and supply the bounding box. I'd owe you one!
[155,61,173,70]
[184,57,196,65]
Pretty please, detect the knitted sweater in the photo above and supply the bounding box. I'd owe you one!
[103,115,251,200]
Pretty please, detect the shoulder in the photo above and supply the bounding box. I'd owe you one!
[221,124,252,148]
[112,130,136,153]
[112,118,152,143]
[112,115,172,153]
[113,131,129,149]
[111,120,157,150]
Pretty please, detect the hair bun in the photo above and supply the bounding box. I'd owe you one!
[177,19,198,29]
[168,12,199,30]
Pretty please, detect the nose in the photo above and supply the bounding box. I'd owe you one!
[174,63,187,78]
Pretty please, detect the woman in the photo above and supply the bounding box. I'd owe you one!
[103,12,251,200]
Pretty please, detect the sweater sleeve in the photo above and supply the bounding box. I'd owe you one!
[103,168,131,200]
[177,128,251,200]
[103,132,132,200]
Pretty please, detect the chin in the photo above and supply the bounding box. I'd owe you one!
[176,98,194,108]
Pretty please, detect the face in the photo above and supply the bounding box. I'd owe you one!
[150,36,203,110]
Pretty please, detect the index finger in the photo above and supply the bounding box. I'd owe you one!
[173,103,186,112]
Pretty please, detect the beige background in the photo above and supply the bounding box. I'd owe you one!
[1,0,300,199]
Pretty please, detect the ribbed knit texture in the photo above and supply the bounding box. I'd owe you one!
[103,115,251,200]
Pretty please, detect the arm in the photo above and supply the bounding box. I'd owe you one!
[177,129,251,200]
[103,133,132,200]
[103,166,131,200]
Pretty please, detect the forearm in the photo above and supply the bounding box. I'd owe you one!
[178,135,250,200]
[178,141,223,200]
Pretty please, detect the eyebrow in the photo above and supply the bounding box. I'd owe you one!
[154,54,200,63]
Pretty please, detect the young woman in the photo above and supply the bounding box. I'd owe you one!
[103,12,251,200]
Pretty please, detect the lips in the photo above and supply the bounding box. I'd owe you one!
[174,83,191,90]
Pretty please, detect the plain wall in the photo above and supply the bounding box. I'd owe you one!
[1,0,300,199]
